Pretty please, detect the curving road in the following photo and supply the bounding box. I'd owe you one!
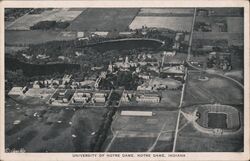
[187,62,244,89]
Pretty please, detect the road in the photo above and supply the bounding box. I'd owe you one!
[172,7,243,152]
[172,8,197,152]
[187,8,197,62]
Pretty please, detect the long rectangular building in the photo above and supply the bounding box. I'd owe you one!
[121,111,153,117]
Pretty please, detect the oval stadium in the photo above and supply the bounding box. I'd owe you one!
[195,104,241,135]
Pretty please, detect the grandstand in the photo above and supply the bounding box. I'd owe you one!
[196,104,240,130]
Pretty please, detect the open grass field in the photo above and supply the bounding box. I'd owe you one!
[5,30,77,45]
[8,89,55,105]
[104,135,174,152]
[224,70,244,83]
[182,72,243,107]
[102,110,178,152]
[160,90,181,108]
[6,8,83,30]
[5,98,107,152]
[105,137,156,152]
[112,110,178,132]
[129,16,193,32]
[68,8,140,31]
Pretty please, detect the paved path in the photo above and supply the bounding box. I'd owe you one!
[105,131,118,152]
[147,119,169,152]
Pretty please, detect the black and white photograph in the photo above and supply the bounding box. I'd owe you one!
[1,0,249,161]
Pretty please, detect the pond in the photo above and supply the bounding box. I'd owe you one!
[85,38,164,52]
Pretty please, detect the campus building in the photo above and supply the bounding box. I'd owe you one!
[136,93,160,103]
[72,92,91,104]
[50,89,73,104]
[91,92,107,103]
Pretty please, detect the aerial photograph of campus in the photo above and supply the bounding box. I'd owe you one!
[5,8,244,152]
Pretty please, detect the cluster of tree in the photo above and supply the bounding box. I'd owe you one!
[99,71,142,90]
[18,40,77,62]
[91,107,117,151]
[5,69,28,92]
[6,57,80,77]
[30,21,70,30]
[109,92,121,102]
[194,21,212,32]
[159,73,184,83]
[5,66,76,93]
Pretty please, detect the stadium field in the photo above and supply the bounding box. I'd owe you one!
[208,113,227,129]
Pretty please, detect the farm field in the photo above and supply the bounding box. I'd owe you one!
[227,17,244,33]
[6,8,83,30]
[197,8,243,17]
[5,30,77,45]
[129,16,193,32]
[192,32,243,46]
[195,16,243,33]
[182,72,243,107]
[68,8,140,31]
[5,98,108,152]
[138,8,194,16]
[193,16,243,46]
